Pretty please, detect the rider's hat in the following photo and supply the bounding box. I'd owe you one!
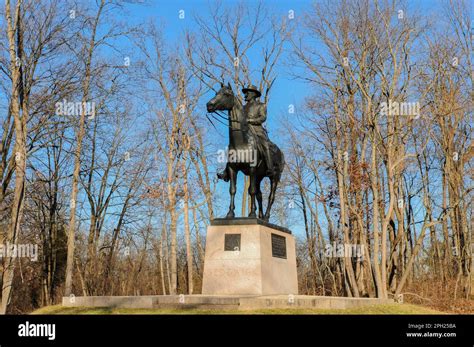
[242,85,261,97]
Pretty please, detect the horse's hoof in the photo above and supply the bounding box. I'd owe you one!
[225,212,235,219]
[258,213,264,220]
[263,215,270,222]
[248,212,257,218]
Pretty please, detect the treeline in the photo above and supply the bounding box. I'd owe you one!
[0,0,471,314]
[286,0,472,306]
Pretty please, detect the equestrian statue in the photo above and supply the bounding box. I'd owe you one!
[206,82,285,221]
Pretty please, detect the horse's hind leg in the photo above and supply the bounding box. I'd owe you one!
[264,174,280,221]
[256,179,263,219]
[248,169,257,218]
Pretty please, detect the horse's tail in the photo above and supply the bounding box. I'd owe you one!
[270,142,285,177]
[277,147,285,175]
[280,149,285,172]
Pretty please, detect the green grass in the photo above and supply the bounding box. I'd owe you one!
[31,303,443,315]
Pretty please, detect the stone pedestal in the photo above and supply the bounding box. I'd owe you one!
[201,218,298,295]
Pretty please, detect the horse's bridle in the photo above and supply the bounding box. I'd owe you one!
[207,94,243,129]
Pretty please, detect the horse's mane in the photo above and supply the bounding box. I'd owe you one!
[232,93,243,109]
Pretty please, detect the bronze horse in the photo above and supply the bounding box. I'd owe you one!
[206,83,284,221]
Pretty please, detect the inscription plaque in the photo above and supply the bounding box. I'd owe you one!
[224,234,241,251]
[271,233,287,259]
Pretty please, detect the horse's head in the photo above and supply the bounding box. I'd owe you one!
[206,82,235,113]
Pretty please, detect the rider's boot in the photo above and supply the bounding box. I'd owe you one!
[217,167,230,182]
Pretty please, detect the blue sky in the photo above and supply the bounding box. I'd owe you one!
[120,0,448,132]
[118,1,314,230]
[122,0,312,126]
[113,0,454,237]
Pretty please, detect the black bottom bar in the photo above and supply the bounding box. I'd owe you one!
[0,314,471,346]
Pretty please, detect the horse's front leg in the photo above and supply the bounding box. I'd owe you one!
[225,167,237,219]
[248,169,257,218]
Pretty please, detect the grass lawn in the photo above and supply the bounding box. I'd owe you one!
[32,303,443,315]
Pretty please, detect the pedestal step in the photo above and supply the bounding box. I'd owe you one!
[62,295,394,310]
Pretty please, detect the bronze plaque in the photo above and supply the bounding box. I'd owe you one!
[224,234,241,251]
[271,233,287,259]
